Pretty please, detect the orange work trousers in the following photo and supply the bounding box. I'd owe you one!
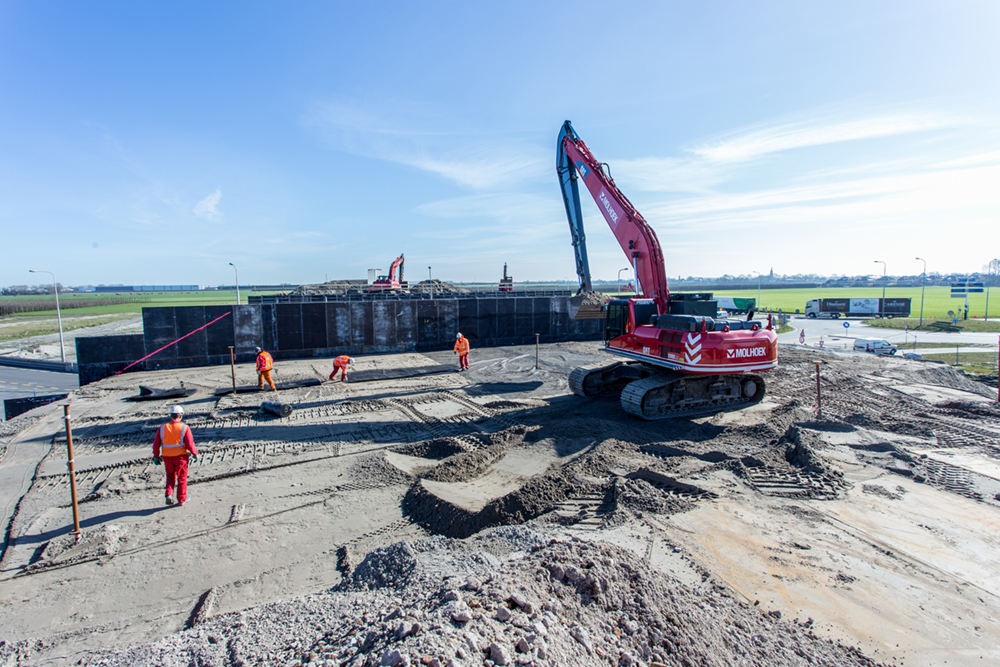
[258,370,276,390]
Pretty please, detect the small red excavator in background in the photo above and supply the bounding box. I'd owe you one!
[556,121,778,419]
[368,253,408,292]
[499,263,514,292]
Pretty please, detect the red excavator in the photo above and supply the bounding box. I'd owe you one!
[557,121,777,419]
[368,254,408,292]
[499,263,514,292]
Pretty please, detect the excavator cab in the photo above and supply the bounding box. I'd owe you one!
[605,299,658,341]
[605,300,629,342]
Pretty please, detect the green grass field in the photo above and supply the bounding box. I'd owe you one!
[0,291,266,342]
[864,318,1000,333]
[922,352,999,376]
[0,290,259,318]
[702,286,997,320]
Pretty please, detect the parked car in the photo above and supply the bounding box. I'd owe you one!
[853,338,898,355]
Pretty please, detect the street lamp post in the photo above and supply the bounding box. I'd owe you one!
[29,269,65,363]
[874,260,886,318]
[617,268,629,293]
[915,257,927,326]
[229,262,240,304]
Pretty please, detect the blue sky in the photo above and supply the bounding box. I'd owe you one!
[2,1,998,288]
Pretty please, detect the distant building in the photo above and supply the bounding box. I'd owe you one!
[94,285,201,293]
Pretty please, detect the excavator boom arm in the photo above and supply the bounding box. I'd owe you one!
[557,123,593,293]
[558,121,670,312]
[389,254,404,282]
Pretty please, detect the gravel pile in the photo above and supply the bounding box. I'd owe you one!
[79,529,890,667]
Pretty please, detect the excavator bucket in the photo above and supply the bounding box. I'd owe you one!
[569,291,606,319]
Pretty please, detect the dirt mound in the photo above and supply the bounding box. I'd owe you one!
[82,533,890,667]
[409,279,470,294]
[289,280,368,296]
[782,425,837,476]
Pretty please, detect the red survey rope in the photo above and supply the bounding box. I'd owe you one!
[114,311,232,375]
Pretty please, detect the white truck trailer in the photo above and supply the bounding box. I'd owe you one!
[805,297,911,319]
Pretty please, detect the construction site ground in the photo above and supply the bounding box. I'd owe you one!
[1,342,999,666]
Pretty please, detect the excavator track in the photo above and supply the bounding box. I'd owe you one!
[620,372,766,420]
[569,361,652,397]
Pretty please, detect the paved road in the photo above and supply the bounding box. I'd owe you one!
[778,316,1000,347]
[0,366,78,408]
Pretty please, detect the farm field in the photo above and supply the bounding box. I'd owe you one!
[705,286,996,319]
[0,290,270,318]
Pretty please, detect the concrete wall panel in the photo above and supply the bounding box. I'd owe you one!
[276,304,303,351]
[143,308,178,359]
[373,301,395,346]
[396,302,417,345]
[302,303,327,350]
[350,302,374,347]
[439,299,458,344]
[175,306,208,359]
[327,302,352,348]
[234,305,261,354]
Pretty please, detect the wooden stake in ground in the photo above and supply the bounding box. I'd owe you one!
[229,346,236,393]
[63,404,81,540]
[535,333,539,369]
[815,362,822,420]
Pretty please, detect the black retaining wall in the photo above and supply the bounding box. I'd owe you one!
[77,297,603,385]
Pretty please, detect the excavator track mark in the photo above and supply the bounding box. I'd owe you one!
[621,373,766,420]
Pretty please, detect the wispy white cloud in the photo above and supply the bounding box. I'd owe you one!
[303,101,547,189]
[607,156,726,194]
[690,113,953,163]
[193,187,222,221]
[642,163,1000,233]
[934,149,1000,169]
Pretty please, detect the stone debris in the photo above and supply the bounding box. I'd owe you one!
[81,529,891,667]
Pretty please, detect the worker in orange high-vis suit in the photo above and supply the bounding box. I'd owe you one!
[255,346,276,390]
[330,355,355,382]
[152,405,198,506]
[454,332,470,371]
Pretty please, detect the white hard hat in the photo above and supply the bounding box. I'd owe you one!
[170,405,184,415]
[456,333,462,338]
[349,358,355,365]
[255,346,262,353]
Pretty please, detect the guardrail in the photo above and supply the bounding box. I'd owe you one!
[249,290,574,304]
[0,356,77,373]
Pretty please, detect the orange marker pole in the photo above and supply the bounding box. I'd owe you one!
[815,362,822,420]
[63,404,81,540]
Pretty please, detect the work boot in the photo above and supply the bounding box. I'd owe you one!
[165,495,176,506]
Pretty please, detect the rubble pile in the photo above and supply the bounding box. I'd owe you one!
[85,530,888,667]
[409,280,470,294]
[289,280,368,296]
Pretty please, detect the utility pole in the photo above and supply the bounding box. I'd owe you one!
[916,257,926,326]
[229,262,240,304]
[29,269,65,363]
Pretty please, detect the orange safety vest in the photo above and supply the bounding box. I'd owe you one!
[159,422,190,457]
[256,351,273,372]
[454,337,470,355]
[334,355,352,367]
